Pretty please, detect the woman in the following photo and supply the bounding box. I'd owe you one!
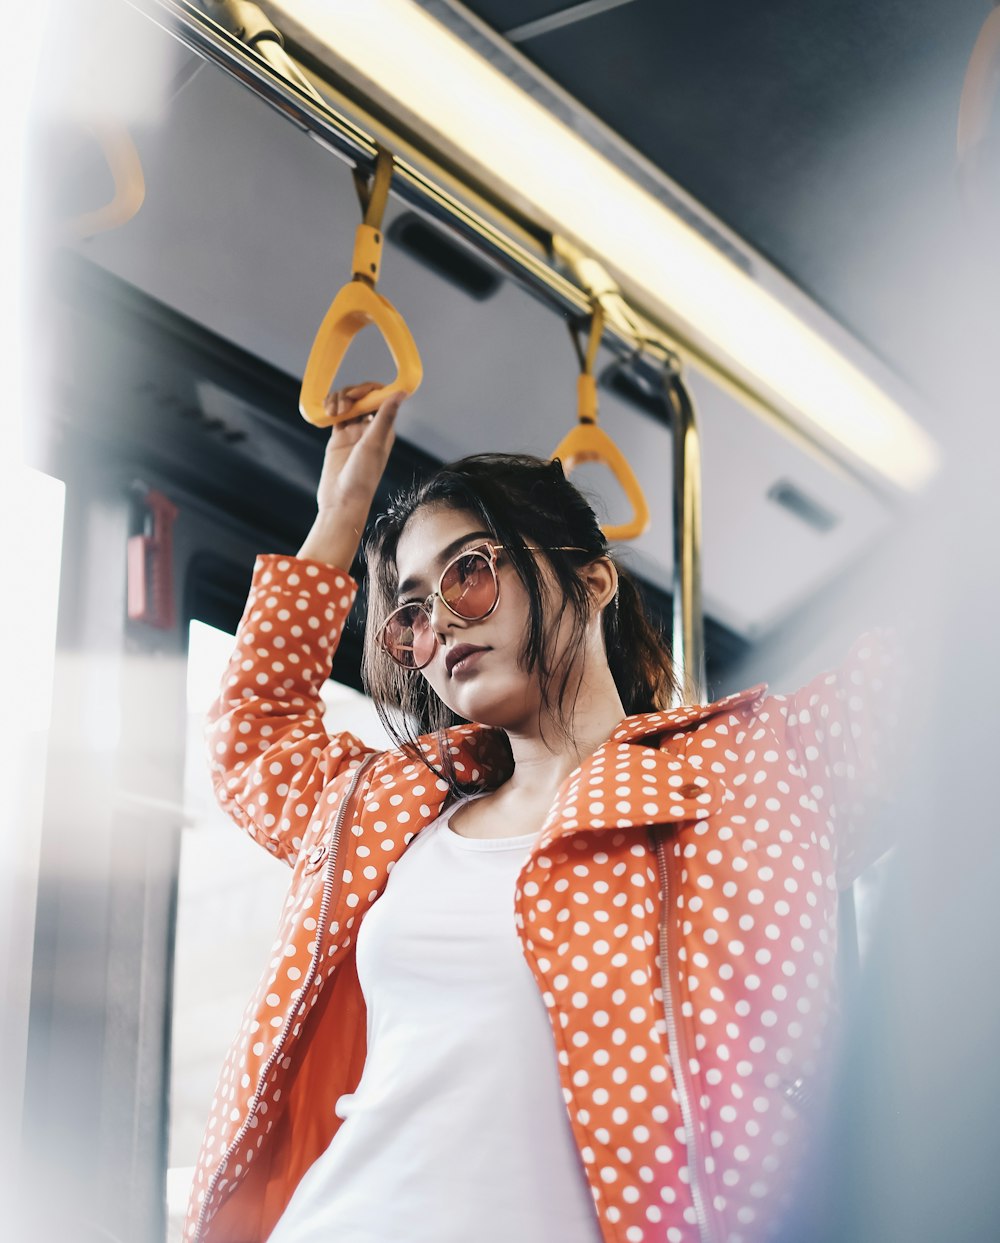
[184,385,892,1243]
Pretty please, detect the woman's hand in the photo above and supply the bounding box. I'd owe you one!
[316,382,406,511]
[298,382,409,568]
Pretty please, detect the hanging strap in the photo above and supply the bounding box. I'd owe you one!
[569,299,605,424]
[552,298,650,542]
[299,145,423,426]
[348,146,394,285]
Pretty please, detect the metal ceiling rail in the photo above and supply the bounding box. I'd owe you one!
[118,0,740,699]
[123,0,880,492]
[128,0,607,332]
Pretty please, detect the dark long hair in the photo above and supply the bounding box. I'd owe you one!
[360,453,678,789]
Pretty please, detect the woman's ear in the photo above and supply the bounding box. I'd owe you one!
[582,556,619,613]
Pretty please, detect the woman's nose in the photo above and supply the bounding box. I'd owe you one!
[427,592,464,636]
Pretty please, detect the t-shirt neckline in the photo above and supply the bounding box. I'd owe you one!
[442,792,539,852]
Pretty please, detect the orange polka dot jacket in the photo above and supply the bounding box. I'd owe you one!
[185,554,897,1243]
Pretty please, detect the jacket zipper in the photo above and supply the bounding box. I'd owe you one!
[192,753,378,1243]
[653,829,719,1243]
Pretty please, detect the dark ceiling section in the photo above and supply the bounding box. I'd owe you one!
[463,0,992,406]
[473,0,559,24]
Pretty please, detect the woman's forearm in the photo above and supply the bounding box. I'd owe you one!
[296,502,367,570]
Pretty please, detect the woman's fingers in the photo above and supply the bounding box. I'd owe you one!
[339,386,408,434]
[324,389,407,461]
[368,388,407,437]
[323,380,384,421]
[350,390,407,458]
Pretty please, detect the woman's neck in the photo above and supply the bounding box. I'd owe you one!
[500,665,627,803]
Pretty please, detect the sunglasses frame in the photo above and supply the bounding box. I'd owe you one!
[378,540,586,670]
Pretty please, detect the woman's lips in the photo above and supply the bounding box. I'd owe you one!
[449,647,488,676]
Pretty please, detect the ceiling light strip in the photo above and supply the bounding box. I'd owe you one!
[276,0,938,494]
[127,0,928,498]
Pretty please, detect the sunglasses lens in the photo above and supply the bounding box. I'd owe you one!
[381,548,499,669]
[381,606,435,669]
[440,550,497,619]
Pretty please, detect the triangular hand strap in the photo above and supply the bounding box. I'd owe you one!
[300,148,423,427]
[70,123,145,241]
[957,7,1000,214]
[300,271,423,426]
[552,304,650,542]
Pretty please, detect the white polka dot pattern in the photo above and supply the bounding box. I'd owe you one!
[185,555,898,1243]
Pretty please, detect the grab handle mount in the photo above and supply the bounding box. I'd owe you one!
[551,301,650,542]
[299,148,423,427]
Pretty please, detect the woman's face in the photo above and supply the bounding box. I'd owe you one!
[392,505,566,731]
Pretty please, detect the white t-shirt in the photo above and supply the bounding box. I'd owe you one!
[267,793,604,1243]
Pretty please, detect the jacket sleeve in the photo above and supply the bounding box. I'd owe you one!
[205,553,381,866]
[762,628,904,889]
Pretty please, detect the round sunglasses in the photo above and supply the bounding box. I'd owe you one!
[378,540,586,670]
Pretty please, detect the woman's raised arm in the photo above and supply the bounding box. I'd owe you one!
[205,385,408,864]
[298,382,405,567]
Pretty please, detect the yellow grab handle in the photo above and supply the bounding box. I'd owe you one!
[299,278,423,427]
[552,408,651,543]
[958,7,1000,161]
[70,124,145,240]
[577,373,598,423]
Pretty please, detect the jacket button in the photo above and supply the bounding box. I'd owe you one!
[783,1077,810,1110]
[678,783,703,798]
[306,844,327,871]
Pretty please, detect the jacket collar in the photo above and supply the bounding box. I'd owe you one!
[607,682,768,743]
[538,683,769,843]
[412,682,769,841]
[430,682,769,760]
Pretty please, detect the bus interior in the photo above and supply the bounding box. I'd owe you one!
[7,2,999,1241]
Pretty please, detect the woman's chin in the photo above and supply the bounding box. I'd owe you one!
[450,693,537,733]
